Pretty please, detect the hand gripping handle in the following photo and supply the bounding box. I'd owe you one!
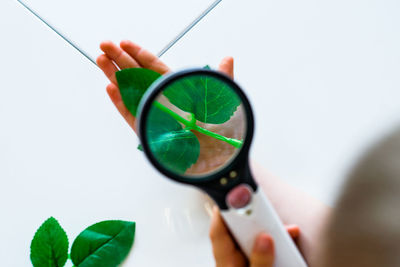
[221,189,308,267]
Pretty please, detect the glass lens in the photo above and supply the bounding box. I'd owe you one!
[143,73,247,179]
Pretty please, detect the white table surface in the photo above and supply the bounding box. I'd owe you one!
[1,0,400,266]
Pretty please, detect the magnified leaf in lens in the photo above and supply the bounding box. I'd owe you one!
[116,66,241,168]
[147,105,200,173]
[163,75,241,124]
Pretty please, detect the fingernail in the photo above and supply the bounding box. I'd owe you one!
[254,234,271,253]
[286,224,300,238]
[212,205,219,214]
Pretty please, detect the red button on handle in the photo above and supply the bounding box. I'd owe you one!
[226,185,252,209]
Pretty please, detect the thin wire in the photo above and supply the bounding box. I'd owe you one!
[157,0,222,58]
[15,0,98,66]
[15,0,222,65]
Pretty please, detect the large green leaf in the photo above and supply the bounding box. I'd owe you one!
[163,75,241,124]
[70,220,136,267]
[30,217,69,267]
[116,68,161,116]
[146,105,200,174]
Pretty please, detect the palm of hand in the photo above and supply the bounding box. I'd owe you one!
[97,40,238,174]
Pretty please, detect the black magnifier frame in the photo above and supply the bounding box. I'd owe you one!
[137,68,257,210]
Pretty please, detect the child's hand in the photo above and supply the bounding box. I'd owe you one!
[97,40,170,132]
[97,41,238,174]
[97,40,234,133]
[210,207,300,267]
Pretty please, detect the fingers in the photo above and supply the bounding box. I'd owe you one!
[209,207,296,267]
[120,40,170,74]
[210,206,247,267]
[249,225,298,267]
[218,56,234,79]
[97,54,118,84]
[286,224,300,239]
[250,233,275,267]
[98,40,170,133]
[106,83,137,132]
[100,41,140,69]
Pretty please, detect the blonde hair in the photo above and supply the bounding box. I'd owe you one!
[319,127,400,267]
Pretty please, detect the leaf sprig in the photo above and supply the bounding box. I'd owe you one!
[30,217,136,267]
[117,67,243,174]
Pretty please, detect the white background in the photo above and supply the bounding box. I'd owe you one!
[0,0,399,266]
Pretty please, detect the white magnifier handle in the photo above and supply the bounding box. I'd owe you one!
[221,188,308,267]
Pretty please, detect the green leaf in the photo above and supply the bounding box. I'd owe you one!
[70,220,136,267]
[146,105,200,174]
[30,217,69,267]
[116,68,161,116]
[203,65,211,69]
[163,75,241,124]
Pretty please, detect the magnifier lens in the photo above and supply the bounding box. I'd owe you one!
[144,73,247,179]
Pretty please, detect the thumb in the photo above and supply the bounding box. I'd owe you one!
[250,233,275,267]
[218,57,234,79]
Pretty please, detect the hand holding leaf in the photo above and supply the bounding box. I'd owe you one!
[97,41,244,174]
[97,40,234,132]
[97,40,170,131]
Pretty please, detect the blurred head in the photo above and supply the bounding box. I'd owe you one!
[318,127,400,267]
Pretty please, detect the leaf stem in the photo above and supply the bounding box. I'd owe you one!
[153,101,243,148]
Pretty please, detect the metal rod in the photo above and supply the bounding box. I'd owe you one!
[15,0,222,64]
[156,0,222,58]
[15,0,98,67]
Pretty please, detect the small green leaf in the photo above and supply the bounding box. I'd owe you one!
[30,217,69,267]
[146,105,200,173]
[70,220,136,267]
[203,65,211,69]
[137,144,143,151]
[116,68,161,116]
[163,75,241,124]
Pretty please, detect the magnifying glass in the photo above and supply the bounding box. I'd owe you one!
[137,69,307,267]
